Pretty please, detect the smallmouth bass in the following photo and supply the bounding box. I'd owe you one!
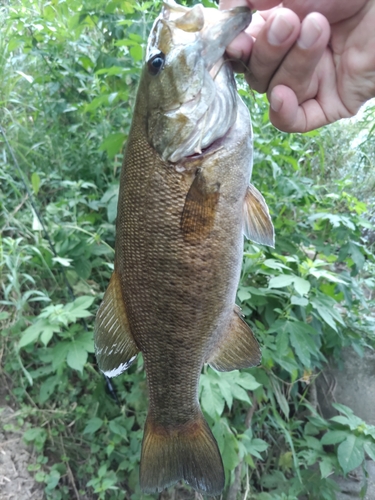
[94,1,274,495]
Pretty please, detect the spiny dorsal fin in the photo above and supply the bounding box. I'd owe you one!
[173,4,204,32]
[181,170,220,243]
[207,305,261,371]
[243,184,275,247]
[94,271,139,377]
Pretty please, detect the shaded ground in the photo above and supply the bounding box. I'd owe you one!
[0,381,43,500]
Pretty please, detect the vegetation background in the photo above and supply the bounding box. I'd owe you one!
[0,0,374,499]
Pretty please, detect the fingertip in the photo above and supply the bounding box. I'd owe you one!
[268,85,302,132]
[226,31,254,69]
[269,88,283,113]
[297,12,330,50]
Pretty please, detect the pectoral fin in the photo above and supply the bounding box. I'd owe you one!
[207,306,261,371]
[94,271,139,377]
[243,184,274,247]
[181,170,220,243]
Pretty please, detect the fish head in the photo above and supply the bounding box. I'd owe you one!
[142,0,252,163]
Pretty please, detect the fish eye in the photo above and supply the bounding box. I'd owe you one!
[148,52,165,76]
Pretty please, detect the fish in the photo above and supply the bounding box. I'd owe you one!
[94,0,274,495]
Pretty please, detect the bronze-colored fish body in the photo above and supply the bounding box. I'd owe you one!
[94,1,274,495]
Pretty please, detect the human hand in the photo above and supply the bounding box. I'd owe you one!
[220,0,375,132]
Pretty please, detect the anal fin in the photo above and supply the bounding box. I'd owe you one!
[243,184,275,247]
[207,306,261,371]
[94,271,139,377]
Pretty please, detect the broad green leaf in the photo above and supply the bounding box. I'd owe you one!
[319,457,334,478]
[83,417,103,435]
[200,377,225,419]
[19,320,45,347]
[263,259,291,271]
[39,376,59,404]
[222,430,239,472]
[291,296,308,306]
[71,295,95,310]
[45,470,60,491]
[237,372,261,391]
[99,133,125,159]
[337,435,364,474]
[66,345,88,373]
[74,331,95,353]
[331,413,363,430]
[230,384,251,404]
[237,287,251,302]
[52,342,71,369]
[109,420,128,438]
[268,275,295,288]
[321,430,349,445]
[293,277,311,296]
[130,44,143,61]
[288,322,319,367]
[40,323,60,346]
[364,441,375,461]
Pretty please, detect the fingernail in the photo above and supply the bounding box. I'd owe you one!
[297,16,323,49]
[270,90,283,113]
[268,13,294,46]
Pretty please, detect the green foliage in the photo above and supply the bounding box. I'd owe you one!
[1,1,374,499]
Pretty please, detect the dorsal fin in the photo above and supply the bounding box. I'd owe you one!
[94,271,139,377]
[173,4,204,32]
[207,306,261,371]
[243,184,274,247]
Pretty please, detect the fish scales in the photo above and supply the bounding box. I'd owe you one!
[94,0,274,495]
[119,97,250,421]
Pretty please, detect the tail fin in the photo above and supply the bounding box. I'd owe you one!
[139,410,224,495]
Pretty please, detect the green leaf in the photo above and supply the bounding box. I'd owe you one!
[291,296,309,306]
[39,376,59,404]
[40,323,60,346]
[73,331,95,353]
[19,320,59,348]
[237,372,261,391]
[319,457,334,478]
[109,420,128,438]
[99,133,125,159]
[321,430,349,445]
[83,417,103,435]
[288,321,319,367]
[237,287,251,302]
[52,342,71,369]
[66,345,88,373]
[130,44,143,61]
[293,277,311,296]
[200,376,225,419]
[230,384,251,404]
[107,193,119,223]
[31,172,41,195]
[337,435,364,474]
[268,275,295,289]
[364,441,375,461]
[45,470,61,491]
